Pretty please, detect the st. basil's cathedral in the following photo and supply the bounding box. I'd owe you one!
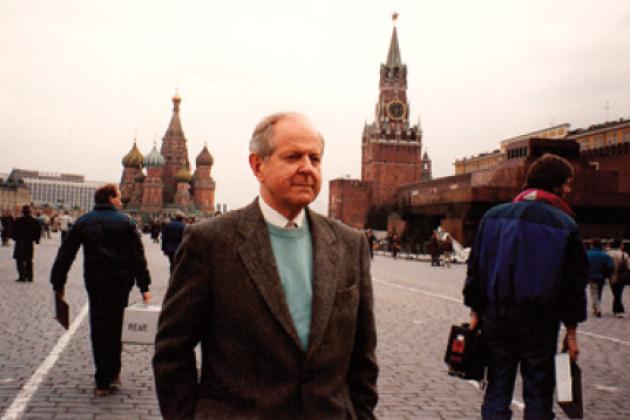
[119,92,216,217]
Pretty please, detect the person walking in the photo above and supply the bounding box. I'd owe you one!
[11,205,41,282]
[429,231,441,266]
[58,210,74,243]
[441,234,453,268]
[161,211,186,272]
[153,112,378,419]
[366,229,375,259]
[391,234,401,259]
[41,213,51,239]
[1,210,14,246]
[607,239,629,318]
[464,153,588,419]
[50,184,152,396]
[150,219,161,244]
[586,238,614,318]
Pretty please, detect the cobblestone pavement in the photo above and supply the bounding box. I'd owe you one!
[1,235,629,419]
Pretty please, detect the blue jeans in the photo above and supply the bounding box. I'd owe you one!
[481,316,559,420]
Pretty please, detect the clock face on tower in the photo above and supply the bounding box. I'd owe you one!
[386,100,405,120]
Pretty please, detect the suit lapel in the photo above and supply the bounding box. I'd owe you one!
[237,200,303,350]
[306,209,342,358]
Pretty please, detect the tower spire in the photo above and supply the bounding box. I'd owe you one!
[386,13,402,67]
[172,89,181,112]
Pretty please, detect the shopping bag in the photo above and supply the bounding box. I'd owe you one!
[444,323,486,381]
[121,303,162,345]
[555,352,583,418]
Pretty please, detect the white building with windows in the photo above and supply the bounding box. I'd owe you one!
[5,169,108,211]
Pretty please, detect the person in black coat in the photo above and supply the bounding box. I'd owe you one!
[12,205,41,282]
[50,184,152,396]
[1,210,14,246]
[161,211,186,272]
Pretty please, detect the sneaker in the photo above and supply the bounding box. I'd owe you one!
[615,313,625,318]
[94,387,109,397]
[15,278,25,282]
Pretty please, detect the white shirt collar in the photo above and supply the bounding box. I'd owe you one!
[258,196,305,229]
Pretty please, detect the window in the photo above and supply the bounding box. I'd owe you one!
[594,135,604,148]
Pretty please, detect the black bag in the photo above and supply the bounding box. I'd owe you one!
[444,323,486,381]
[618,253,630,286]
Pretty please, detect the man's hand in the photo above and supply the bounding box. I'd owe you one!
[564,326,579,362]
[469,311,479,330]
[55,290,64,299]
[142,291,152,304]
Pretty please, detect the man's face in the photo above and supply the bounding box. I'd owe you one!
[250,116,323,220]
[109,189,123,209]
[559,177,573,199]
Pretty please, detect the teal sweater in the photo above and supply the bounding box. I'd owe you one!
[266,218,313,350]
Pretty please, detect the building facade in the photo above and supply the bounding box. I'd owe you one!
[395,115,630,247]
[328,16,431,228]
[568,118,630,151]
[120,93,216,217]
[454,124,571,175]
[2,169,100,212]
[453,150,502,175]
[0,173,32,213]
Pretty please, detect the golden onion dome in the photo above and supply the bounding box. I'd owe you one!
[144,143,165,167]
[122,141,144,168]
[174,166,193,183]
[195,144,214,167]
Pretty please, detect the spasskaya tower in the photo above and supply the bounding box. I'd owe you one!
[329,14,432,228]
[361,13,429,206]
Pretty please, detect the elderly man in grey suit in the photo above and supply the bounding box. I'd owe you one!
[153,112,378,419]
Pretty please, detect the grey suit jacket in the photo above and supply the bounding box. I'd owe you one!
[152,199,378,419]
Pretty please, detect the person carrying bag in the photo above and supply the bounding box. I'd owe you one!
[607,239,630,317]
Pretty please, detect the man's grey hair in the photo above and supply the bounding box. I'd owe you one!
[249,112,325,159]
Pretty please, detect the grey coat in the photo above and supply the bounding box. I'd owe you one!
[152,199,378,419]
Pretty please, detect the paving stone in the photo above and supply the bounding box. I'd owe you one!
[1,236,629,418]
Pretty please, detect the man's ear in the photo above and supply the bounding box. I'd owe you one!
[249,153,264,181]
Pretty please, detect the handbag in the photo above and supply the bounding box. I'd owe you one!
[444,323,487,381]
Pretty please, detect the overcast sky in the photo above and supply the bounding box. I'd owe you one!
[2,0,630,213]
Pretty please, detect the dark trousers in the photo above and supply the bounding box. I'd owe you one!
[16,258,33,281]
[87,287,130,389]
[1,230,8,245]
[611,282,625,314]
[482,316,559,420]
[60,230,68,243]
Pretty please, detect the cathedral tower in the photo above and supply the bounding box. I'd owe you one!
[160,92,191,204]
[120,140,144,207]
[193,144,216,215]
[141,143,165,213]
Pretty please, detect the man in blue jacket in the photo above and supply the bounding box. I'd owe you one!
[51,184,152,396]
[464,153,589,420]
[161,210,186,272]
[586,237,613,317]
